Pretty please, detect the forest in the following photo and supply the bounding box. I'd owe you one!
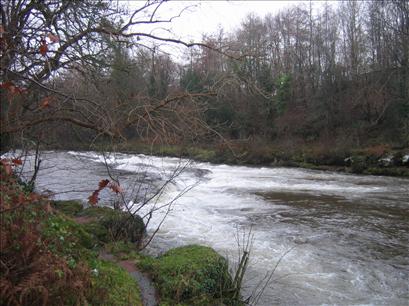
[1,1,408,174]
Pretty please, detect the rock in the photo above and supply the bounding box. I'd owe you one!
[293,237,308,244]
[139,245,234,304]
[79,207,145,244]
[403,154,409,166]
[344,156,353,166]
[378,154,394,167]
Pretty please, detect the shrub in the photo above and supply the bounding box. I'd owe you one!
[0,162,144,305]
[0,163,91,305]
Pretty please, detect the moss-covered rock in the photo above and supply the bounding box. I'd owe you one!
[52,200,84,216]
[139,245,235,305]
[78,207,145,244]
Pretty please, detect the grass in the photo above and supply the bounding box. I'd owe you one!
[87,259,142,306]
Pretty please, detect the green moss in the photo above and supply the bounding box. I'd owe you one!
[139,245,235,305]
[188,147,217,161]
[78,207,145,244]
[52,200,84,216]
[87,259,142,306]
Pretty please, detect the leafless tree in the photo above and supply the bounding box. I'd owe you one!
[0,0,229,152]
[98,149,199,250]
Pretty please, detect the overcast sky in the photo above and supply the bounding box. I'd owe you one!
[159,1,300,39]
[127,1,327,60]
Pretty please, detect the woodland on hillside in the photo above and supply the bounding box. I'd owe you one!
[1,0,408,158]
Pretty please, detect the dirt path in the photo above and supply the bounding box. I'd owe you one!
[74,216,94,224]
[73,216,159,306]
[99,252,159,306]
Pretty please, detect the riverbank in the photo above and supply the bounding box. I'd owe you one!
[3,152,408,305]
[114,141,409,178]
[0,162,244,305]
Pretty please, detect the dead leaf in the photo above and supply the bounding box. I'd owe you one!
[88,191,99,205]
[98,179,110,189]
[11,158,22,165]
[39,41,48,56]
[40,96,52,109]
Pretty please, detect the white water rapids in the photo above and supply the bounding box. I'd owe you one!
[10,151,409,305]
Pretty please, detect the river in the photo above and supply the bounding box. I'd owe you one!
[12,150,409,305]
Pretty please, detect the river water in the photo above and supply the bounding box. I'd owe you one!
[12,150,409,305]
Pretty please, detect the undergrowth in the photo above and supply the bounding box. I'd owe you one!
[0,160,142,306]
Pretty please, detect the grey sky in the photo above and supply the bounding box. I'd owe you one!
[161,1,299,39]
[127,1,328,59]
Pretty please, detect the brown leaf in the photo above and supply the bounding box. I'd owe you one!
[0,81,14,90]
[1,82,25,95]
[88,191,99,206]
[40,96,52,109]
[39,42,48,56]
[11,158,22,165]
[98,179,110,189]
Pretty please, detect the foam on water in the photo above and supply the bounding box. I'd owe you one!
[69,151,405,305]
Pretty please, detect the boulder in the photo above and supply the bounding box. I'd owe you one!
[140,245,234,305]
[79,207,145,244]
[344,156,353,166]
[378,154,394,167]
[403,154,409,166]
